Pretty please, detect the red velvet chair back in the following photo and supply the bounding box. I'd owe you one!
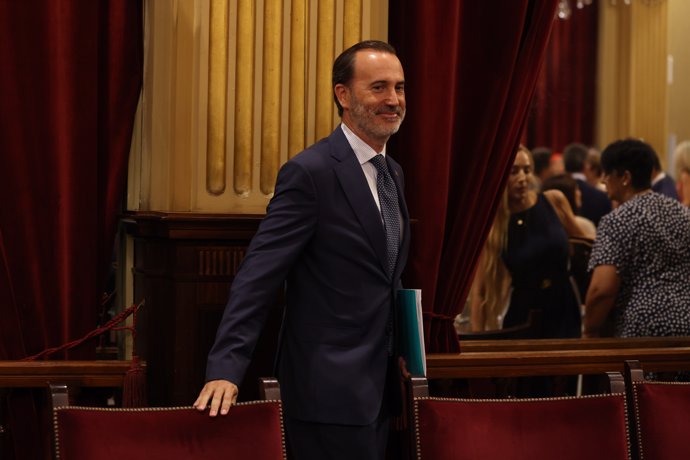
[413,394,631,460]
[630,380,690,460]
[53,401,286,460]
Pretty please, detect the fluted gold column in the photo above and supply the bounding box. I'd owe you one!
[261,0,283,195]
[668,0,690,148]
[629,0,668,156]
[315,0,336,140]
[288,0,307,158]
[234,0,255,197]
[615,5,632,137]
[343,0,362,49]
[596,0,668,156]
[131,0,389,214]
[207,0,229,195]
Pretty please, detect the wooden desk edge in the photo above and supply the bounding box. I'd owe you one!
[426,347,690,378]
[0,360,140,388]
[459,337,690,352]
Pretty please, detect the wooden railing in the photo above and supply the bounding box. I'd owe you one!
[0,360,135,388]
[2,339,689,386]
[427,337,690,379]
[0,360,136,456]
[3,339,689,385]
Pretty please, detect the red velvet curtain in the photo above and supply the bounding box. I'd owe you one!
[524,3,598,151]
[389,0,559,353]
[0,1,142,458]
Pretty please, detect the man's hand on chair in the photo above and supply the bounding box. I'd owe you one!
[194,379,238,416]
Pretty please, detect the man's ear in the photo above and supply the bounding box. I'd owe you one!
[334,83,350,110]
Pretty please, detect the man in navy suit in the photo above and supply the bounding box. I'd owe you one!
[564,143,612,226]
[194,40,410,460]
[651,150,679,200]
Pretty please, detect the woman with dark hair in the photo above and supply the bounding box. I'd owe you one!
[584,139,690,338]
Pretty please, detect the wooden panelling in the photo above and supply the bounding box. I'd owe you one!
[129,0,389,214]
[125,212,282,406]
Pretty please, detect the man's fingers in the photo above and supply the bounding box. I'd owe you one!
[194,380,238,417]
[193,384,213,411]
[219,386,237,415]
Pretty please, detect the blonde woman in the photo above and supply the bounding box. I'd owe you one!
[675,140,690,206]
[471,146,585,337]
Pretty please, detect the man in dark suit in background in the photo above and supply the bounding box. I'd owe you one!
[194,40,410,460]
[564,142,612,226]
[651,150,679,200]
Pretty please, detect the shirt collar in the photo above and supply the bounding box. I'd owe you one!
[340,123,386,165]
[652,171,666,186]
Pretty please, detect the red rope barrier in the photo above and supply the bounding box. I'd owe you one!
[22,300,144,361]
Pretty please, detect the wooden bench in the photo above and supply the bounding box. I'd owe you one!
[0,360,134,389]
[0,360,137,458]
[428,337,690,379]
[458,336,690,353]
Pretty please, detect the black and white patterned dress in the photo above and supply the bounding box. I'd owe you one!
[588,192,690,337]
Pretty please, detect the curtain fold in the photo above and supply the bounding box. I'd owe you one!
[525,3,598,151]
[389,0,559,353]
[0,1,142,458]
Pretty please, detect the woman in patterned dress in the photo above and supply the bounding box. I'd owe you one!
[585,139,690,338]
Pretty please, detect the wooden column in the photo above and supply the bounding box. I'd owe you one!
[125,213,283,405]
[597,0,669,155]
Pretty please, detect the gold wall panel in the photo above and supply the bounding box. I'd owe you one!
[629,1,668,157]
[207,0,229,195]
[343,0,362,49]
[130,0,389,214]
[596,0,668,157]
[668,0,690,152]
[288,0,307,158]
[315,0,336,141]
[261,0,283,195]
[234,0,256,197]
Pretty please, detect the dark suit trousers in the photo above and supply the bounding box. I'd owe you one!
[284,360,395,460]
[284,411,390,460]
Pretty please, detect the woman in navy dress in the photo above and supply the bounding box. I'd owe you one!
[471,145,585,338]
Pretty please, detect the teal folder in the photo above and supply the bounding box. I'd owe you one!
[397,289,426,376]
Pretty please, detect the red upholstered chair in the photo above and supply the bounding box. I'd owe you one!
[51,381,285,460]
[408,376,631,460]
[625,360,690,460]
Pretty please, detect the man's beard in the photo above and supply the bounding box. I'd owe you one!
[350,97,405,142]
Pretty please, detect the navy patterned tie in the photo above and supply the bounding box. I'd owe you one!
[370,154,400,276]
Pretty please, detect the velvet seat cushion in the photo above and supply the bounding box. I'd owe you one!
[54,401,285,460]
[414,394,630,460]
[632,381,690,460]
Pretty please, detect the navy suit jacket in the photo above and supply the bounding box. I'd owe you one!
[575,178,611,226]
[652,174,679,200]
[206,127,411,425]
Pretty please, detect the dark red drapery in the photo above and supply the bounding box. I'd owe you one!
[0,1,142,458]
[524,3,598,151]
[389,0,559,353]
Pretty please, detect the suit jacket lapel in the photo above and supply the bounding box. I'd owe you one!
[330,129,390,275]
